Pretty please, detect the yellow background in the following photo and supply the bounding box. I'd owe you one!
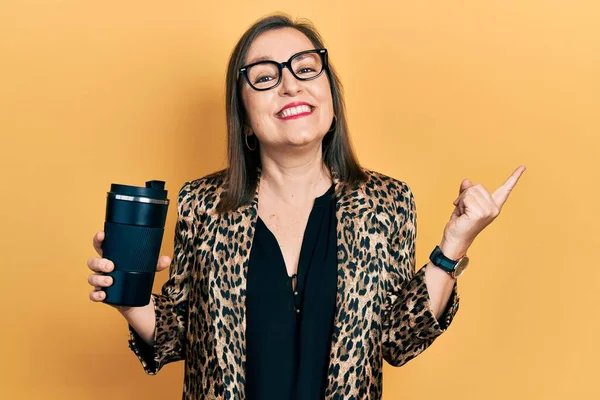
[1,1,598,399]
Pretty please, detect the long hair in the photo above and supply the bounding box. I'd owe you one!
[216,12,367,213]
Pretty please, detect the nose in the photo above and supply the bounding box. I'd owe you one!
[278,66,302,96]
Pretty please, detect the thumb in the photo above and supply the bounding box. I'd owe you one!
[453,179,474,206]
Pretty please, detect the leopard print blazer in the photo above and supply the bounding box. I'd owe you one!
[127,167,460,399]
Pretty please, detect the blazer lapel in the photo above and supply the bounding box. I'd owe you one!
[211,168,260,395]
[324,171,376,397]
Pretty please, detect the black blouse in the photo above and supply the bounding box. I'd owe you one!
[245,184,338,400]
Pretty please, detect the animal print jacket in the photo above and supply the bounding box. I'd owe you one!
[128,167,460,399]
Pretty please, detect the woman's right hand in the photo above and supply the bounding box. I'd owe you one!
[87,230,171,307]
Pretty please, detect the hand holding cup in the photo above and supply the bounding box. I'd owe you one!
[87,230,171,309]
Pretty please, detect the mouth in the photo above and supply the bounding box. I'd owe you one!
[276,103,315,120]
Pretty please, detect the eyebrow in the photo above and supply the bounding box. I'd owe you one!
[244,49,318,66]
[245,55,273,65]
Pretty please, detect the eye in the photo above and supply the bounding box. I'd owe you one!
[296,67,316,75]
[254,75,275,84]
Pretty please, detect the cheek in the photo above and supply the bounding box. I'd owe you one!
[315,80,334,114]
[242,91,273,129]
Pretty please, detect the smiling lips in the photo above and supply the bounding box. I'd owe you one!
[276,102,314,120]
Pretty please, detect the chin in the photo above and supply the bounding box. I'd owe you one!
[286,130,326,147]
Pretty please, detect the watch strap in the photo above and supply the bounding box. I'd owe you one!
[429,245,459,272]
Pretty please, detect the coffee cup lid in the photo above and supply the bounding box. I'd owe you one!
[109,180,168,200]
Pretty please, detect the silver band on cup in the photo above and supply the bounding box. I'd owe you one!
[107,193,170,205]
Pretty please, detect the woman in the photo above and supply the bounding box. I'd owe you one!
[86,14,525,399]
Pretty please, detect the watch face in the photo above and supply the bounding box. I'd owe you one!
[453,257,470,278]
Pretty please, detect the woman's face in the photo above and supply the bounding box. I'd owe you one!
[240,27,334,151]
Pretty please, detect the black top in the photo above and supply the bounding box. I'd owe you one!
[245,184,338,400]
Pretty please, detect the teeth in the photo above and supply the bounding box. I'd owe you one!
[279,105,312,118]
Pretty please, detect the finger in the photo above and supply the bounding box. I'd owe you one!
[87,257,114,273]
[458,190,483,217]
[492,165,526,207]
[454,179,472,206]
[89,288,106,302]
[455,193,466,215]
[450,204,461,220]
[93,231,104,257]
[87,273,113,287]
[157,255,172,272]
[472,184,500,216]
[454,178,475,207]
[453,190,466,213]
[468,189,490,219]
[459,179,473,196]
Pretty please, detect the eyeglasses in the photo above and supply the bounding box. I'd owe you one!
[239,48,328,91]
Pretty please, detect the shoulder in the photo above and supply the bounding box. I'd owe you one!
[360,168,414,208]
[359,169,416,236]
[177,169,227,215]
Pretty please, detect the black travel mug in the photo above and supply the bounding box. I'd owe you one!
[101,180,170,306]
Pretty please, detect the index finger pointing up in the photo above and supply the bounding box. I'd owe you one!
[492,165,526,208]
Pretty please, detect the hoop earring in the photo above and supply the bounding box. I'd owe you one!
[327,115,337,133]
[245,134,257,151]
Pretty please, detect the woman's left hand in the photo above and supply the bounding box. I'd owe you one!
[440,165,527,257]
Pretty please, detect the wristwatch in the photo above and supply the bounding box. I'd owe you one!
[429,245,470,279]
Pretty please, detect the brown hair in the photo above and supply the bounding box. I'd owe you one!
[215,12,367,213]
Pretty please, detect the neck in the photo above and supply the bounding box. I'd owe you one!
[258,142,332,204]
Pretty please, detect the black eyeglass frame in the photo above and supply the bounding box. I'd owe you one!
[238,48,329,91]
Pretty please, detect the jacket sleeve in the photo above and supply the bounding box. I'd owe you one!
[127,181,196,374]
[382,181,460,367]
